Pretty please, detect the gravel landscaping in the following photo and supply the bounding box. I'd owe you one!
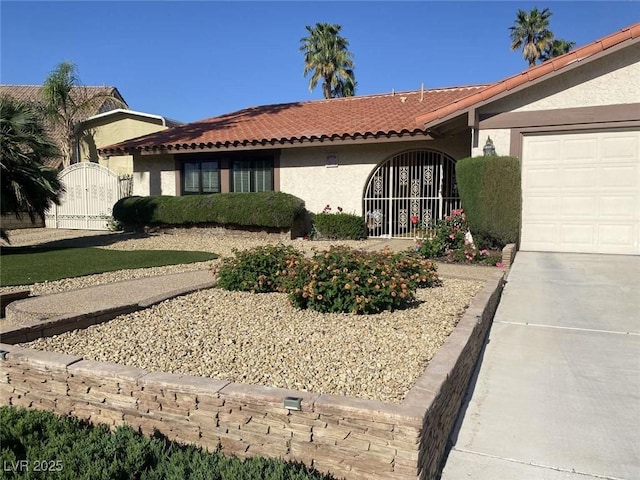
[23,278,484,404]
[5,227,495,403]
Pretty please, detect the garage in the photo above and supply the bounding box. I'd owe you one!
[521,129,640,255]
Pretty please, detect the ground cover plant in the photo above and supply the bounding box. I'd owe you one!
[0,247,218,286]
[216,244,440,314]
[0,406,334,480]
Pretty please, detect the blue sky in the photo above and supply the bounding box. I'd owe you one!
[1,1,638,123]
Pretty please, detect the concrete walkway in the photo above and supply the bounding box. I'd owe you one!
[4,270,216,325]
[441,252,640,480]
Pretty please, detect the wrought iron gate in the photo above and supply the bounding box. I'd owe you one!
[363,150,461,238]
[45,163,130,230]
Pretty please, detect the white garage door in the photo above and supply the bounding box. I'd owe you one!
[521,129,640,255]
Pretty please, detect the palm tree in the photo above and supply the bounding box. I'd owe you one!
[300,23,356,99]
[1,95,64,240]
[509,7,554,67]
[540,38,576,62]
[40,61,124,167]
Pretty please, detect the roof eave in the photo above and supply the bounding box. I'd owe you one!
[99,129,437,157]
[418,28,640,129]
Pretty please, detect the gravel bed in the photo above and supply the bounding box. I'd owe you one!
[22,278,484,404]
[100,228,370,257]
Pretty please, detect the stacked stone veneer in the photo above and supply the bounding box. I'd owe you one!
[0,273,504,480]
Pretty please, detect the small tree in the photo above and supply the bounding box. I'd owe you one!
[1,95,64,241]
[40,61,125,168]
[300,23,357,99]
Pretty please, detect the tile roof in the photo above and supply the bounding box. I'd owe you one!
[100,21,639,157]
[99,85,487,155]
[415,21,640,127]
[0,84,127,168]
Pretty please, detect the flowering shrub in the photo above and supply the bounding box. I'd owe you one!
[413,209,502,266]
[216,244,303,293]
[414,209,467,259]
[285,246,440,314]
[448,241,503,265]
[218,245,442,314]
[311,205,367,240]
[437,209,468,252]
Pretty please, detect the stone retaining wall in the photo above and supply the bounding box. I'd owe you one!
[0,273,504,480]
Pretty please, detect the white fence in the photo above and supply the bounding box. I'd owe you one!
[45,163,131,230]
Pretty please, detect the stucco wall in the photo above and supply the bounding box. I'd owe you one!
[485,44,640,114]
[471,129,512,158]
[279,135,470,215]
[133,155,176,196]
[81,116,168,174]
[98,155,133,176]
[471,44,639,158]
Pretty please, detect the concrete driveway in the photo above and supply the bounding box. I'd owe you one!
[441,252,640,480]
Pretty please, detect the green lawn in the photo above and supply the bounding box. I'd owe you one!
[0,247,218,286]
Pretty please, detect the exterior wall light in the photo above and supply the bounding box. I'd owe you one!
[283,396,302,411]
[483,136,497,156]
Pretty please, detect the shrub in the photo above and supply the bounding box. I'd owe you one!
[216,244,304,293]
[285,246,439,314]
[415,236,445,258]
[455,155,521,249]
[0,406,334,480]
[112,192,306,230]
[448,241,503,266]
[311,205,367,240]
[414,209,467,259]
[435,208,468,252]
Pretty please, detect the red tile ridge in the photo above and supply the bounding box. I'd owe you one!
[415,21,640,126]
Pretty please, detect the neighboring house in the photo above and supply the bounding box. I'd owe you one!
[78,109,183,175]
[0,84,127,169]
[101,22,640,255]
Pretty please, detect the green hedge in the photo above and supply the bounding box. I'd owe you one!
[312,212,367,240]
[455,155,521,249]
[0,406,334,479]
[113,192,306,230]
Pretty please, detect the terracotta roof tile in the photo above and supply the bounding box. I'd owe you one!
[0,84,126,169]
[101,22,638,157]
[99,85,487,155]
[415,21,640,126]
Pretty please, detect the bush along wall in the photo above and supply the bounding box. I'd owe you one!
[455,155,521,249]
[311,205,367,240]
[112,192,306,231]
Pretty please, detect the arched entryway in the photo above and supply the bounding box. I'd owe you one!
[362,150,460,238]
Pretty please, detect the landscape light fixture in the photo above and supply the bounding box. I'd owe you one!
[0,350,8,360]
[483,136,496,156]
[283,396,302,411]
